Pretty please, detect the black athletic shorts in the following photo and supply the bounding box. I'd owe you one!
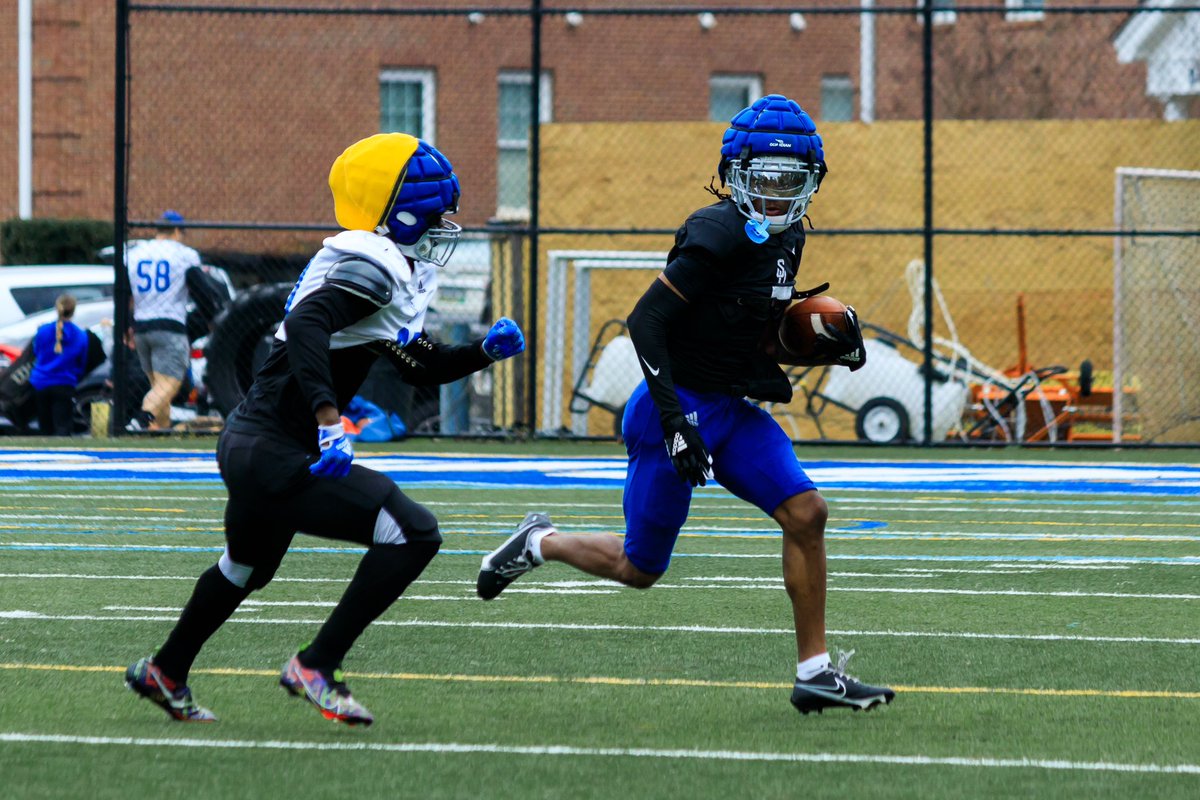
[215,428,398,571]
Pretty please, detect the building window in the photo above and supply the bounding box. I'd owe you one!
[1005,0,1044,22]
[380,69,436,142]
[821,75,855,122]
[709,75,763,122]
[497,70,553,219]
[916,0,957,25]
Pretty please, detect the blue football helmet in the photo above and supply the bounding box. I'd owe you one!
[380,139,462,267]
[719,95,827,236]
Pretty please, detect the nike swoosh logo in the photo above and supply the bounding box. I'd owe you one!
[799,676,848,701]
[641,357,661,376]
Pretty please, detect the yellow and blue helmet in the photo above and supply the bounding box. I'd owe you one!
[329,133,462,266]
[719,95,827,241]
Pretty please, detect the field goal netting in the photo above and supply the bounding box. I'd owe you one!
[1113,167,1200,443]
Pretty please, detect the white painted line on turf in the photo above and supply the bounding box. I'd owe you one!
[665,581,1200,600]
[8,494,1200,520]
[0,572,355,582]
[10,527,1200,544]
[4,547,1198,568]
[1,733,1197,775]
[4,611,1199,646]
[817,587,1200,600]
[2,573,1196,599]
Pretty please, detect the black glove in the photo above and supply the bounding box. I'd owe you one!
[662,415,713,487]
[815,306,867,372]
[792,281,830,301]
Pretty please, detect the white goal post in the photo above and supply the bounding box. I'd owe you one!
[1112,167,1200,443]
[542,250,667,434]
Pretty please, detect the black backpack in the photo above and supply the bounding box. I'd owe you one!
[0,344,36,429]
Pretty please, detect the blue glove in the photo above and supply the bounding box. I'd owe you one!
[310,422,354,479]
[482,317,525,361]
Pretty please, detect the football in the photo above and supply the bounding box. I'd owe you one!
[775,294,850,364]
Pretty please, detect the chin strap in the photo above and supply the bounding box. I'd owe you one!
[792,282,830,300]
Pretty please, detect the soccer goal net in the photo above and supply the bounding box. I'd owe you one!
[1113,167,1200,443]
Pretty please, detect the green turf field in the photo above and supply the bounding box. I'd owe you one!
[1,443,1197,799]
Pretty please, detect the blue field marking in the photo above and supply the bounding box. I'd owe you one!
[834,520,889,531]
[0,449,1198,495]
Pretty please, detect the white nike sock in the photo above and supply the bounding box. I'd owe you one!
[797,652,832,680]
[527,528,554,565]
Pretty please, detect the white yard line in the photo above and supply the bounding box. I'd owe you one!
[4,611,1198,646]
[2,572,1196,599]
[1,732,1196,775]
[6,526,1200,543]
[6,493,1200,514]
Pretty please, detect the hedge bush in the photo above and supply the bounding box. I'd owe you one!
[0,218,115,266]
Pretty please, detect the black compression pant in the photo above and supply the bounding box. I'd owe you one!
[153,429,440,683]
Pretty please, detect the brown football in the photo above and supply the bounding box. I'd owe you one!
[775,295,849,365]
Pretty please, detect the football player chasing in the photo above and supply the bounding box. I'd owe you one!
[126,134,525,725]
[478,95,894,715]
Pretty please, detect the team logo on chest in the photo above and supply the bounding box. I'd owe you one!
[771,258,793,300]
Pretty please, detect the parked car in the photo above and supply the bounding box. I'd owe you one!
[0,299,115,354]
[0,265,115,327]
[0,262,234,432]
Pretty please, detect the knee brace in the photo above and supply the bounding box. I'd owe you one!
[373,486,442,546]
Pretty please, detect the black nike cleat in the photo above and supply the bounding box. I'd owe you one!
[476,512,554,600]
[790,650,895,715]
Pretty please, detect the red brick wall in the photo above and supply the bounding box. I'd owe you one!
[0,0,1167,240]
[0,0,20,221]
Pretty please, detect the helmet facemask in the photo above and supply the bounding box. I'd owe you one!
[727,156,821,235]
[717,94,826,242]
[382,205,463,268]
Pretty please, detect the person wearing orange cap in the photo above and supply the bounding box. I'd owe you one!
[126,133,526,726]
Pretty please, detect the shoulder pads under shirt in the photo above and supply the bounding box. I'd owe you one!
[324,258,393,307]
[677,202,744,262]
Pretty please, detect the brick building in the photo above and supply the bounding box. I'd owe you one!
[0,0,1187,234]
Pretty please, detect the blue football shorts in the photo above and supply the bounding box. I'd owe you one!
[619,381,817,575]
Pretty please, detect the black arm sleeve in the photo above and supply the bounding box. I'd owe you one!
[371,333,493,387]
[626,277,692,425]
[283,285,380,414]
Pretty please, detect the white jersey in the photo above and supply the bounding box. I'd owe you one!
[277,230,437,350]
[125,238,201,324]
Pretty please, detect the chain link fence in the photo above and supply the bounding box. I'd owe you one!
[103,1,1199,445]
